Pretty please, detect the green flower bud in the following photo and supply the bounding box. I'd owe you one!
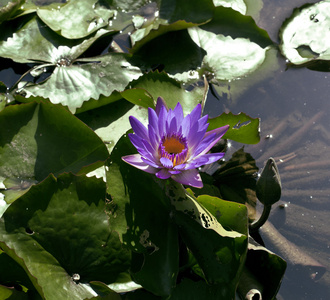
[256,158,281,206]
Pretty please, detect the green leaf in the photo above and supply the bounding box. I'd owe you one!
[106,134,179,297]
[120,88,154,109]
[200,6,272,48]
[208,111,260,144]
[0,173,131,300]
[23,54,142,113]
[0,16,112,63]
[169,278,235,300]
[0,102,109,204]
[213,148,258,221]
[159,0,214,24]
[130,0,214,51]
[77,99,148,154]
[213,0,246,14]
[246,238,287,300]
[0,0,24,23]
[188,26,269,81]
[125,71,203,115]
[37,0,115,39]
[279,0,330,65]
[196,195,248,235]
[134,29,206,76]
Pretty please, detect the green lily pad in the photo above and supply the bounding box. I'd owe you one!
[0,173,131,300]
[0,101,109,205]
[279,0,330,65]
[130,0,214,51]
[23,54,143,113]
[208,111,260,144]
[123,71,203,115]
[37,0,115,39]
[188,26,269,81]
[0,16,112,64]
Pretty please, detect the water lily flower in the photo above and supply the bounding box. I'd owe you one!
[122,97,229,188]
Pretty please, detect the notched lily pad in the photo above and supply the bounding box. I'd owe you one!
[188,27,269,81]
[279,0,330,65]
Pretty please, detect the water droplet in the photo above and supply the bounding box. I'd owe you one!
[99,72,106,78]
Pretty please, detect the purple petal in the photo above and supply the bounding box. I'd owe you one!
[148,124,160,152]
[196,125,229,156]
[155,97,168,115]
[122,154,158,174]
[148,107,159,136]
[173,102,184,124]
[128,133,145,151]
[189,103,202,124]
[160,157,173,168]
[156,168,171,179]
[129,116,148,140]
[180,114,191,137]
[141,139,158,161]
[171,169,203,188]
[141,156,161,168]
[158,105,167,137]
[184,153,225,169]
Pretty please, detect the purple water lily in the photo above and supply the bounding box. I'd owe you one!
[122,97,229,188]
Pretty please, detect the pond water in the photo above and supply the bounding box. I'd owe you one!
[205,1,330,298]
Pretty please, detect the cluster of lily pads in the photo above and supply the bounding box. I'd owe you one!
[1,0,328,299]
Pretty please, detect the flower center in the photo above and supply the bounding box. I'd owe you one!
[159,134,188,167]
[163,137,185,154]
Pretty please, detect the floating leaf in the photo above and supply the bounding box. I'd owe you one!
[0,173,131,300]
[123,71,203,115]
[208,111,260,144]
[279,0,330,65]
[213,0,246,14]
[130,0,214,51]
[23,54,143,113]
[188,26,269,81]
[0,101,109,204]
[37,0,115,39]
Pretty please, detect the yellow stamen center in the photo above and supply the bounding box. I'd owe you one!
[163,137,185,154]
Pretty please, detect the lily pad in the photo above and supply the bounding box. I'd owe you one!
[0,173,131,300]
[0,101,109,205]
[208,111,260,144]
[36,0,115,39]
[122,71,203,115]
[0,0,24,23]
[188,26,269,81]
[279,0,330,65]
[23,54,143,113]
